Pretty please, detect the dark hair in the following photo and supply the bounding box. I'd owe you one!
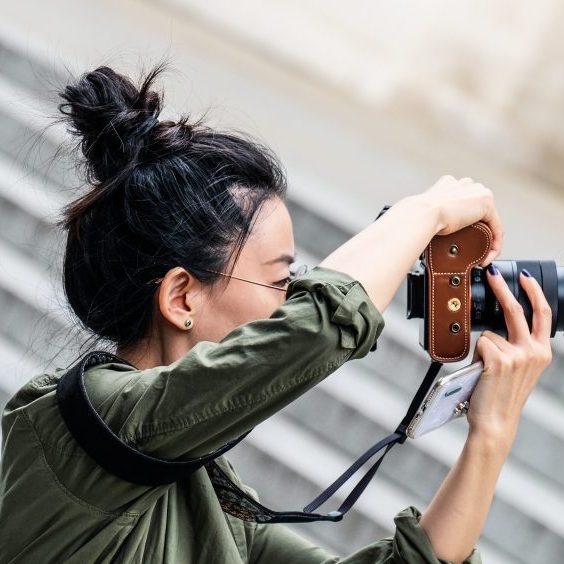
[54,60,287,352]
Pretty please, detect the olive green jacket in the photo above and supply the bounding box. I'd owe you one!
[0,266,480,563]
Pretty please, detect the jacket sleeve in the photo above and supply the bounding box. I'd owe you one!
[84,265,385,459]
[249,507,482,564]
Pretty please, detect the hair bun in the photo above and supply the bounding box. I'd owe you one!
[57,64,165,184]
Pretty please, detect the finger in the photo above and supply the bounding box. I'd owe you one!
[471,335,498,365]
[519,271,553,341]
[486,266,531,344]
[480,330,513,353]
[459,177,474,184]
[474,334,503,375]
[480,202,504,267]
[471,345,480,364]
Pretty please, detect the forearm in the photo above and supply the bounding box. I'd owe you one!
[318,195,441,314]
[419,431,510,563]
[87,268,385,461]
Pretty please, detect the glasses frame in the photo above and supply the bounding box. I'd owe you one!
[149,263,309,293]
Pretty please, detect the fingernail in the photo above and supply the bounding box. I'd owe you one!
[488,263,499,276]
[521,269,531,277]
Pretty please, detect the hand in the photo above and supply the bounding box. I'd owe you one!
[466,266,553,451]
[419,175,504,267]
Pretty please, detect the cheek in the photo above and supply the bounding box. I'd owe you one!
[236,289,279,321]
[221,284,282,325]
[201,288,284,343]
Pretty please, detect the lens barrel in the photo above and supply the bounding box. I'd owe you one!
[407,260,563,336]
[472,260,563,335]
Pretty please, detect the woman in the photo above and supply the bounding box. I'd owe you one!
[0,62,553,564]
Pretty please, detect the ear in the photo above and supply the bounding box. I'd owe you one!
[157,267,200,331]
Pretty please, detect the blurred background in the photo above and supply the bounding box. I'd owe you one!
[1,1,563,562]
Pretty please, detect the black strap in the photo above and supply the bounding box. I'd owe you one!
[301,360,443,516]
[56,350,251,486]
[56,349,442,521]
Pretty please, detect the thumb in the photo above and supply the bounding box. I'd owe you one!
[471,342,481,364]
[471,333,485,363]
[474,333,497,373]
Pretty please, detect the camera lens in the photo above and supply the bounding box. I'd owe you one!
[470,260,563,335]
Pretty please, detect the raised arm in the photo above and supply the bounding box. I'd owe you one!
[320,175,504,314]
[83,177,500,465]
[84,265,385,460]
[82,187,452,462]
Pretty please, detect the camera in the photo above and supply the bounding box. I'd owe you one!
[375,205,563,362]
[407,258,564,357]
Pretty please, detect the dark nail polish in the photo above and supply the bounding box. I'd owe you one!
[522,269,532,277]
[488,263,499,276]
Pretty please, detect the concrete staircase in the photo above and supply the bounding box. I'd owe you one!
[1,35,564,564]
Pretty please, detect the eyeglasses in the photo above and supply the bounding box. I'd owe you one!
[149,263,309,292]
[204,262,309,292]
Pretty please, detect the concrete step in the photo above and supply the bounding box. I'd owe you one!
[0,35,66,99]
[0,238,85,378]
[0,69,73,193]
[0,154,66,269]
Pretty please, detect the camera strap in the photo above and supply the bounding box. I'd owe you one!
[56,349,443,523]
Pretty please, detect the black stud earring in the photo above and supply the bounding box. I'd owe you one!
[184,319,193,329]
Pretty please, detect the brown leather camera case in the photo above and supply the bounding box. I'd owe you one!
[424,221,493,362]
